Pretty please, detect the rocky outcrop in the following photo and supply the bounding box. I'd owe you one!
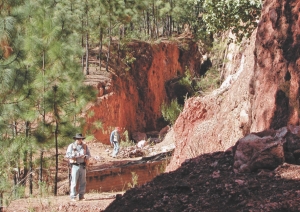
[165,31,256,171]
[166,0,300,172]
[234,133,284,173]
[251,0,300,131]
[85,39,201,144]
[233,125,300,173]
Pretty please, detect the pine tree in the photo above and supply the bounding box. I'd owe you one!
[12,0,96,196]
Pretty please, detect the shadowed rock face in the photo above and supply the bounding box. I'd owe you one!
[251,0,300,131]
[166,0,300,172]
[233,125,300,173]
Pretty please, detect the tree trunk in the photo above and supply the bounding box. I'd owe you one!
[146,11,150,36]
[99,23,103,70]
[81,18,85,73]
[39,150,43,195]
[118,25,122,63]
[53,85,59,196]
[42,51,46,125]
[152,3,155,38]
[155,5,159,38]
[106,17,112,72]
[85,31,89,75]
[13,172,17,197]
[25,121,33,195]
[54,120,59,196]
[0,192,3,212]
[85,14,89,75]
[170,0,173,36]
[85,0,89,75]
[29,147,33,194]
[99,32,103,70]
[13,121,17,137]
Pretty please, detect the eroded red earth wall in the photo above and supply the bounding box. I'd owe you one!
[166,0,300,172]
[86,40,201,144]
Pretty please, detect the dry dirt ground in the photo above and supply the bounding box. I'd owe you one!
[4,138,174,212]
[5,192,121,212]
[6,141,300,212]
[105,150,300,212]
[4,141,126,212]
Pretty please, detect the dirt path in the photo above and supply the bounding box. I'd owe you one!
[5,192,123,212]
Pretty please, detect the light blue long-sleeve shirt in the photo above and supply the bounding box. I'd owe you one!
[66,142,91,163]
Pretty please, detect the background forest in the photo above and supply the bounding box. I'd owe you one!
[0,0,261,208]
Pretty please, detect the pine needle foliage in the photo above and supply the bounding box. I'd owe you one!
[0,0,97,199]
[0,0,263,202]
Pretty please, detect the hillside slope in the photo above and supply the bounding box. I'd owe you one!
[105,0,300,211]
[166,0,300,172]
[105,150,300,212]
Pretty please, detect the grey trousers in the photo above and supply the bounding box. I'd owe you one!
[70,164,86,199]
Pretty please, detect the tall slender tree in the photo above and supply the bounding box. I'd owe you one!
[14,0,96,196]
[0,0,263,202]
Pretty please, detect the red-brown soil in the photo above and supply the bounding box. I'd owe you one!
[6,144,300,212]
[5,137,174,212]
[4,141,125,212]
[5,192,121,212]
[105,150,300,212]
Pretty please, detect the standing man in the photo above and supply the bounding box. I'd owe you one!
[66,133,91,201]
[110,127,121,158]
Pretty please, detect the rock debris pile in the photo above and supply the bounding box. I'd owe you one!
[105,126,300,212]
[105,150,300,212]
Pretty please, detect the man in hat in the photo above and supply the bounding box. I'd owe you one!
[66,133,91,201]
[110,127,121,158]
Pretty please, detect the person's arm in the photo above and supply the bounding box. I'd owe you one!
[110,131,114,143]
[66,144,73,159]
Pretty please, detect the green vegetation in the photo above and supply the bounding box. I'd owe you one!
[120,130,136,147]
[197,67,221,93]
[0,0,262,207]
[178,71,194,92]
[127,172,139,189]
[161,99,183,125]
[202,0,261,41]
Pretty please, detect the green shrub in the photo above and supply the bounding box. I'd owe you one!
[127,172,138,189]
[179,71,193,90]
[120,130,135,147]
[196,67,220,93]
[161,99,183,125]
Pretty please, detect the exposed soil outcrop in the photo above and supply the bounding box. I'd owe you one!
[166,0,300,172]
[85,39,202,144]
[8,1,300,211]
[165,31,256,171]
[252,0,300,131]
[104,125,300,212]
[8,148,300,212]
[105,149,300,212]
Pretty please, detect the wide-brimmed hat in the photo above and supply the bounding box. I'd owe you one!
[73,133,85,139]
